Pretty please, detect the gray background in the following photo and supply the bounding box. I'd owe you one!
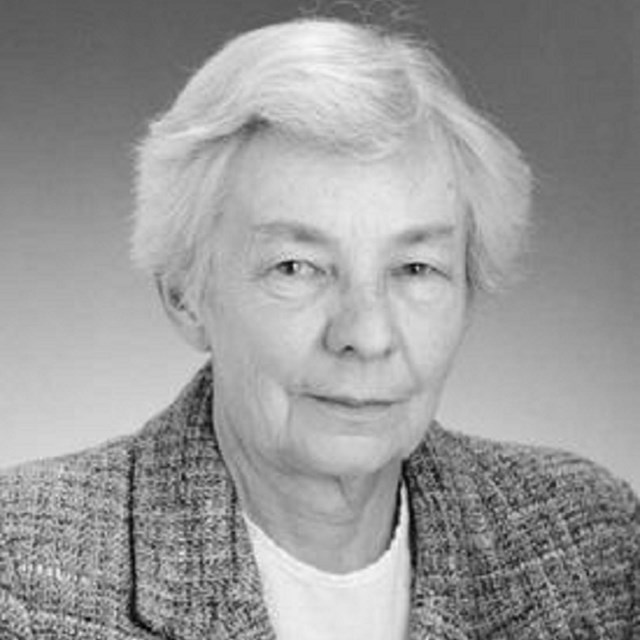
[1,0,638,490]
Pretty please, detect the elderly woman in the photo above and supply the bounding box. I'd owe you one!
[1,17,637,640]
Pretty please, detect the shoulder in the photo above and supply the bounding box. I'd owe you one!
[408,424,638,633]
[417,424,639,551]
[0,435,136,629]
[0,434,135,543]
[0,383,198,541]
[0,363,213,591]
[427,423,638,521]
[0,365,214,636]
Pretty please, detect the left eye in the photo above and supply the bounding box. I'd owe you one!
[392,262,438,277]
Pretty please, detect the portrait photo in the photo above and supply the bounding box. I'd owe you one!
[1,1,638,638]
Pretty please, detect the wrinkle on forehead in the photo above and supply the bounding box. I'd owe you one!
[224,129,462,238]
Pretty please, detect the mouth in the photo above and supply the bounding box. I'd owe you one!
[305,393,401,420]
[311,395,395,408]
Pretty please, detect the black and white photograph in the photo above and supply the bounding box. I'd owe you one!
[1,1,638,638]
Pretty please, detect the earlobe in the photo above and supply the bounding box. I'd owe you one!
[156,278,210,352]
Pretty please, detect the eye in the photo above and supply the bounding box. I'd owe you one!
[273,260,321,278]
[262,259,329,299]
[392,262,439,278]
[389,261,451,302]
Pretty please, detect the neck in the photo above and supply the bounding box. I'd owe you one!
[215,415,402,574]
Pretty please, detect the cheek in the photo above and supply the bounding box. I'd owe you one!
[212,327,292,452]
[399,295,467,384]
[236,297,328,382]
[209,293,326,425]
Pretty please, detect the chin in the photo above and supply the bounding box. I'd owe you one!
[297,434,403,479]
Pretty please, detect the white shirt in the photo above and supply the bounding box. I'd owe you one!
[244,486,411,640]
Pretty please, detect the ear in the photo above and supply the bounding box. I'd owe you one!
[156,278,210,352]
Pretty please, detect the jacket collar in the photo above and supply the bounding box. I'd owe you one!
[404,431,475,640]
[130,364,275,640]
[130,363,473,640]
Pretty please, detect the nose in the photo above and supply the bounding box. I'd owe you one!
[323,284,398,360]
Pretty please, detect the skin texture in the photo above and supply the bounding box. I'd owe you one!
[163,131,470,572]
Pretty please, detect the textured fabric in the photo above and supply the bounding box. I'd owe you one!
[243,482,411,640]
[0,362,638,639]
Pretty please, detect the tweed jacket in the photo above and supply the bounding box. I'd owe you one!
[1,364,638,639]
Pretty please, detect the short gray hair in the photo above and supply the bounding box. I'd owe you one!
[132,17,532,308]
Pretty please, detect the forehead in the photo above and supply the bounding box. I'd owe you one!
[222,132,463,244]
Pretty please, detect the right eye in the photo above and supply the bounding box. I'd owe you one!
[272,260,319,278]
[263,259,329,298]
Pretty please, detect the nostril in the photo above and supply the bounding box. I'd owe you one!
[323,296,397,360]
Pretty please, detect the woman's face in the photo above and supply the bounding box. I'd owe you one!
[201,133,469,479]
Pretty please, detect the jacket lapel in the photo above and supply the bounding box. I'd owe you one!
[130,364,276,640]
[404,425,474,640]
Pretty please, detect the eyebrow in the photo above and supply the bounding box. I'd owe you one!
[251,221,456,247]
[393,224,456,246]
[252,221,333,245]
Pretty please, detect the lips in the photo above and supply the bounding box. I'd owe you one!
[310,394,396,409]
[302,393,403,424]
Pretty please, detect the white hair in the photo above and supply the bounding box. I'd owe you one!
[132,17,532,308]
